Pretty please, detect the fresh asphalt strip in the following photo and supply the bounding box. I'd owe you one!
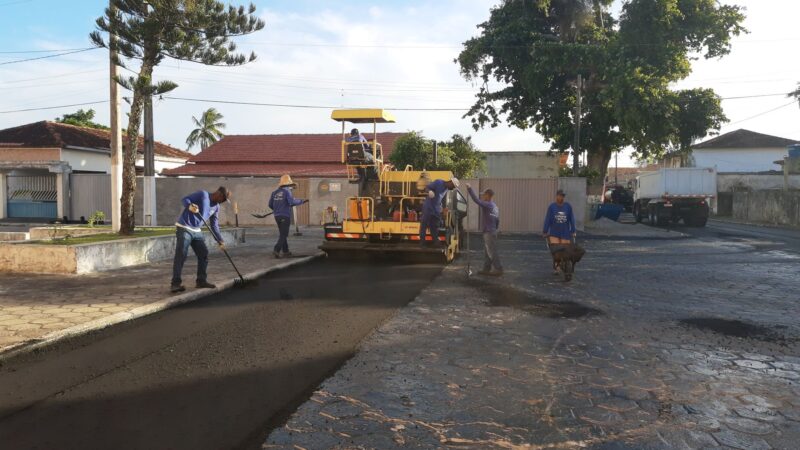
[0,258,443,450]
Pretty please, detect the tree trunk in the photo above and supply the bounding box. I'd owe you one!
[586,147,612,196]
[119,61,154,235]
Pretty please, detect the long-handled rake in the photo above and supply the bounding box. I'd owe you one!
[196,212,256,288]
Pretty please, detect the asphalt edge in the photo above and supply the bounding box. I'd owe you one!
[0,252,325,363]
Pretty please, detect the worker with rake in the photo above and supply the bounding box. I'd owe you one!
[171,186,230,293]
[465,183,503,276]
[269,175,308,258]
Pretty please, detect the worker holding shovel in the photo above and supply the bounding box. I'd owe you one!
[269,175,307,258]
[171,186,230,293]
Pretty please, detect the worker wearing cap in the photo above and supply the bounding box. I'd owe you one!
[465,183,502,276]
[269,175,307,258]
[543,189,576,245]
[171,186,230,293]
[419,176,459,247]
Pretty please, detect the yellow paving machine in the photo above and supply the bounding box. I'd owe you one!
[320,109,467,262]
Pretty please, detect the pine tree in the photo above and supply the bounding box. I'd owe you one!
[90,1,264,234]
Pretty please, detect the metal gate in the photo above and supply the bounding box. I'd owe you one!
[477,178,558,233]
[70,174,111,221]
[6,175,58,219]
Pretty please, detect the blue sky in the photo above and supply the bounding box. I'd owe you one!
[2,0,799,167]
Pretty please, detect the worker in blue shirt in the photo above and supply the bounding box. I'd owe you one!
[419,176,459,247]
[171,186,230,293]
[543,189,576,243]
[269,174,307,258]
[466,183,502,276]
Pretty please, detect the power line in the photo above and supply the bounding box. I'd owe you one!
[0,47,100,66]
[163,96,468,111]
[0,100,107,114]
[0,47,94,54]
[728,101,797,126]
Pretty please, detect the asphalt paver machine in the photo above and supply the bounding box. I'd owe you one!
[320,109,467,262]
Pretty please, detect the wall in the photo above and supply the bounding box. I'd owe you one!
[61,148,110,173]
[0,147,60,162]
[733,190,800,227]
[135,176,358,227]
[477,152,560,179]
[693,148,788,173]
[70,173,112,221]
[718,173,800,192]
[558,177,587,231]
[474,178,558,233]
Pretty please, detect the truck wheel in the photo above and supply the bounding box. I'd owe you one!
[654,205,666,226]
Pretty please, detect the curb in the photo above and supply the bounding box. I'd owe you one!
[0,252,325,362]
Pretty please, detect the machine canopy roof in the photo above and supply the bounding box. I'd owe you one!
[331,109,396,124]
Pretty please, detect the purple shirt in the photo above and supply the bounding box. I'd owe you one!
[467,187,499,233]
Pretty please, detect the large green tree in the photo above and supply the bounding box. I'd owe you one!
[186,107,226,151]
[55,109,108,130]
[91,0,264,234]
[458,0,744,179]
[390,132,485,179]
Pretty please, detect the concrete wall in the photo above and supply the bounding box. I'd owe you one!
[0,228,244,274]
[693,148,789,173]
[476,152,560,179]
[718,174,800,192]
[558,177,588,231]
[61,148,110,173]
[136,177,358,227]
[733,190,800,227]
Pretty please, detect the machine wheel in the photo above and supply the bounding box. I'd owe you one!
[654,205,667,226]
[562,259,573,282]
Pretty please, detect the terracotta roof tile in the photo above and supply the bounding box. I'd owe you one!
[693,129,798,150]
[0,121,192,159]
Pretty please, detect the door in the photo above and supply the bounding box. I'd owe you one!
[6,175,58,219]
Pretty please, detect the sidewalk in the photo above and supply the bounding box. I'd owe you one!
[0,228,323,356]
[266,233,800,449]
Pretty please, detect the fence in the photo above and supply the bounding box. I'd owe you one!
[70,174,111,221]
[6,175,57,218]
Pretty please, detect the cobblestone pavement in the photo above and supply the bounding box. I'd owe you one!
[266,231,800,449]
[0,229,322,353]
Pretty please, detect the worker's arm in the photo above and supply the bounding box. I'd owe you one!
[286,189,305,207]
[199,192,211,219]
[567,204,576,235]
[209,208,224,244]
[542,204,553,235]
[466,186,492,209]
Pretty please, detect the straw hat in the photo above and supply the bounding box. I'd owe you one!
[279,174,297,188]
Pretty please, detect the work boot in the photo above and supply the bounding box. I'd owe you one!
[170,283,185,293]
[273,251,282,258]
[195,281,217,289]
[282,251,293,258]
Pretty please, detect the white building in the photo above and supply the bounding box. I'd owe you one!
[0,121,191,220]
[684,129,798,173]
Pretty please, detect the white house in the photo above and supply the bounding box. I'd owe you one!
[0,121,191,220]
[686,129,798,173]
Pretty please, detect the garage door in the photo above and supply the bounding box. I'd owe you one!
[6,175,58,219]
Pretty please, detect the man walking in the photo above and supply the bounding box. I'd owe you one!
[419,175,459,247]
[543,189,577,273]
[171,186,230,293]
[269,174,307,258]
[466,183,502,276]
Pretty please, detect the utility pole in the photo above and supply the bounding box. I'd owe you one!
[142,95,157,226]
[572,74,582,176]
[109,1,122,232]
[432,141,439,167]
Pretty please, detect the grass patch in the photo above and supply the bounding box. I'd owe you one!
[33,227,175,245]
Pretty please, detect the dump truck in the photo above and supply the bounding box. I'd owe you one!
[633,167,717,227]
[319,109,467,262]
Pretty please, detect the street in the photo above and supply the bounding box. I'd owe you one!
[0,259,442,450]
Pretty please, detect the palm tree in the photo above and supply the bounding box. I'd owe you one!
[186,108,226,151]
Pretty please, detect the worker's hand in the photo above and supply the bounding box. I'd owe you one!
[303,199,310,204]
[542,233,549,238]
[188,203,199,214]
[218,242,226,251]
[465,183,472,190]
[572,233,577,239]
[427,190,435,199]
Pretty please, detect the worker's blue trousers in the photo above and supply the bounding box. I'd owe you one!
[419,214,441,245]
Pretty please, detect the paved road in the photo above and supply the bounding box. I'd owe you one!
[0,258,442,450]
[657,219,800,252]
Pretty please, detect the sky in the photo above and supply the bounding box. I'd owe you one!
[1,0,799,168]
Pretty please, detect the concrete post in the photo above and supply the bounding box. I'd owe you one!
[0,172,6,219]
[109,2,123,232]
[56,172,70,220]
[142,176,157,226]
